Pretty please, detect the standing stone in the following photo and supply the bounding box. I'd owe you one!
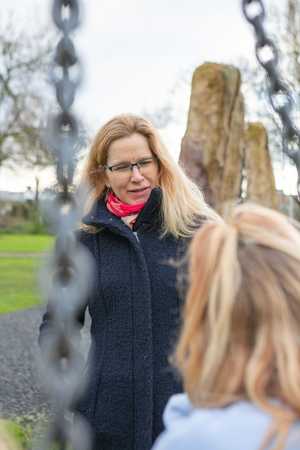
[244,122,278,208]
[180,62,244,213]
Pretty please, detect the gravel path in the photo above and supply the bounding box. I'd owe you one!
[0,306,91,420]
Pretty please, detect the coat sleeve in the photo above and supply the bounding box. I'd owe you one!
[38,229,91,349]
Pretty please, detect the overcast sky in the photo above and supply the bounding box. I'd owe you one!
[2,0,294,193]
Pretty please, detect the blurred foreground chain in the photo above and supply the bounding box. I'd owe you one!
[242,0,300,197]
[38,1,92,450]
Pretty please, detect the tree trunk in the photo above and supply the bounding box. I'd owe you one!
[35,176,40,204]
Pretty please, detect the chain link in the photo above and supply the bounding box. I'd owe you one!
[242,0,300,197]
[39,2,92,450]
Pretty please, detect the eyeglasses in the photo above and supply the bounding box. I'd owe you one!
[103,157,157,175]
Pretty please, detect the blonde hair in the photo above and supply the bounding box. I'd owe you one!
[81,114,219,237]
[175,203,300,450]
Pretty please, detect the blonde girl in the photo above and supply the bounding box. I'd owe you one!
[154,203,300,450]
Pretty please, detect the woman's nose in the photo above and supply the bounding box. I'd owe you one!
[131,165,144,181]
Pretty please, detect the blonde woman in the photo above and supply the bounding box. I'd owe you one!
[153,203,300,450]
[39,114,218,450]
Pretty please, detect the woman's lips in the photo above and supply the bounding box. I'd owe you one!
[128,187,150,193]
[127,186,151,197]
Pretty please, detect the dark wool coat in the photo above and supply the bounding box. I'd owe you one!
[39,188,187,450]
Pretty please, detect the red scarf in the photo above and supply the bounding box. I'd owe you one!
[106,190,146,218]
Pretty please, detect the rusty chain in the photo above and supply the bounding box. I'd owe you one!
[39,1,92,450]
[242,0,300,197]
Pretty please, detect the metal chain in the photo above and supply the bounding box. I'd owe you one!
[242,0,300,197]
[39,2,92,450]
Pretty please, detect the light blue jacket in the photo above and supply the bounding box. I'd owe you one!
[152,394,300,450]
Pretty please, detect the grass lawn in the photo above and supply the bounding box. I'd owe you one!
[0,234,54,314]
[0,257,43,314]
[0,234,54,253]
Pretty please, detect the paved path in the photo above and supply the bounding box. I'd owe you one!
[0,307,91,419]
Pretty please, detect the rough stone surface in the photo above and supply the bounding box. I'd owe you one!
[0,306,91,419]
[244,122,278,209]
[180,62,244,213]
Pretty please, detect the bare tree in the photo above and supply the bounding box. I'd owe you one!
[141,67,193,131]
[239,0,300,164]
[0,18,54,170]
[239,58,284,161]
[0,17,90,184]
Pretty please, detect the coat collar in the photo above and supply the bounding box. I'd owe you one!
[82,187,162,234]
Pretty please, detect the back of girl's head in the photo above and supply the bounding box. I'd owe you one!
[175,203,300,444]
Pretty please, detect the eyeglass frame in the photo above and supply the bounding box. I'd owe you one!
[102,156,158,174]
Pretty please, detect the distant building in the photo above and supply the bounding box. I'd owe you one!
[0,191,25,202]
[0,189,55,203]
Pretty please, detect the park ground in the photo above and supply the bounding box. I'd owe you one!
[0,234,54,314]
[0,233,55,449]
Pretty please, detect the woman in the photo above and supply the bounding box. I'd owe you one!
[39,114,218,450]
[153,203,300,450]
